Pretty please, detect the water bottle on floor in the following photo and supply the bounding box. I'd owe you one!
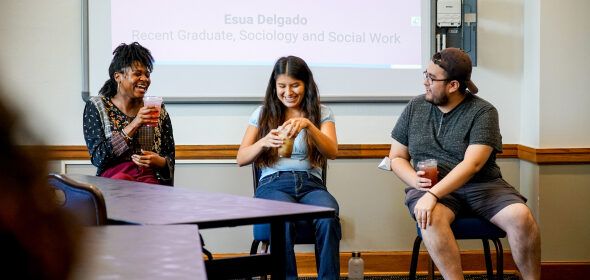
[348,251,364,280]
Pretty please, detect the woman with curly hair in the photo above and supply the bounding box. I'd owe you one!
[83,42,175,185]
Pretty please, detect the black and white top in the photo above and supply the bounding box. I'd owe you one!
[83,95,175,185]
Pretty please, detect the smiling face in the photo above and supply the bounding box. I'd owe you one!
[114,61,151,99]
[275,74,305,109]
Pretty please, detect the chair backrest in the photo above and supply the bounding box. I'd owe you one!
[252,162,327,190]
[48,174,107,226]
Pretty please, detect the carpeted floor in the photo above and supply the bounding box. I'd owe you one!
[298,274,520,280]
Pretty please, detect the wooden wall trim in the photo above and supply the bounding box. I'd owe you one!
[175,144,239,159]
[41,144,590,164]
[212,250,518,276]
[517,144,590,164]
[212,251,589,279]
[45,145,92,160]
[540,262,590,280]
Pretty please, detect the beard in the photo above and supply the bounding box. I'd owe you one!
[425,91,449,106]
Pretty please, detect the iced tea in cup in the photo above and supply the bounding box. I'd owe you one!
[417,159,438,187]
[277,125,294,158]
[143,96,163,127]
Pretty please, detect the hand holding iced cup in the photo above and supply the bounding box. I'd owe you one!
[143,96,163,127]
[417,159,438,188]
[277,124,294,158]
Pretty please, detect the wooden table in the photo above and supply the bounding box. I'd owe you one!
[71,225,207,279]
[65,174,335,279]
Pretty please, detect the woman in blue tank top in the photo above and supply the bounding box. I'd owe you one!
[237,56,341,280]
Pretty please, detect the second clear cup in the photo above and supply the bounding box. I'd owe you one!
[277,125,294,158]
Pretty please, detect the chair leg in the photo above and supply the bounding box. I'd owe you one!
[427,257,435,280]
[492,238,504,280]
[202,247,213,261]
[199,233,213,261]
[260,241,270,254]
[409,236,422,280]
[250,240,261,255]
[250,240,269,280]
[250,240,270,255]
[482,239,494,280]
[259,242,269,280]
[314,244,320,274]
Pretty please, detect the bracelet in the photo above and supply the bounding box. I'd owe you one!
[120,129,132,141]
[427,190,440,201]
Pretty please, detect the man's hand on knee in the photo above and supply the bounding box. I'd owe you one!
[414,193,438,229]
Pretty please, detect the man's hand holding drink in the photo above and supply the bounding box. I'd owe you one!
[417,159,438,188]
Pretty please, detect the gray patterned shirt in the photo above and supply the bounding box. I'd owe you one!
[391,93,503,183]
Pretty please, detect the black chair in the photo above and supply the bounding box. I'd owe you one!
[409,213,506,280]
[48,173,107,226]
[249,163,327,274]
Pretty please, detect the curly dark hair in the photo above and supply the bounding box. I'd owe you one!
[256,56,325,168]
[99,42,154,98]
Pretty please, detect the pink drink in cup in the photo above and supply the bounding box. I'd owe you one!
[417,159,438,187]
[143,96,162,127]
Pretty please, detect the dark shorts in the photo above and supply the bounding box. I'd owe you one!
[405,178,527,220]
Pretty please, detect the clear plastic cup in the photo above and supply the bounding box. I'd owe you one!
[277,125,294,158]
[143,96,163,127]
[417,159,438,187]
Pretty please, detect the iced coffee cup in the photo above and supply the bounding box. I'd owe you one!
[277,125,294,158]
[417,159,438,187]
[143,96,163,127]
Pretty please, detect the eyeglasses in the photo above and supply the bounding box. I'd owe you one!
[422,70,450,84]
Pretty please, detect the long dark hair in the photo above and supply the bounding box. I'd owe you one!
[99,42,154,98]
[256,56,324,168]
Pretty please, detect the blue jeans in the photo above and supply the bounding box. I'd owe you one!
[255,171,341,280]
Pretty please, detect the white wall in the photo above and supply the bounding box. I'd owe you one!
[0,0,84,145]
[2,0,589,262]
[521,0,541,148]
[535,0,590,260]
[538,0,590,147]
[539,165,590,260]
[169,103,402,145]
[477,0,524,144]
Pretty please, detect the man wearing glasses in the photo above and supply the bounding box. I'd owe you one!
[387,48,541,280]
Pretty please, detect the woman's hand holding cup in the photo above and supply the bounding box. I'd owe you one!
[142,96,162,127]
[277,124,294,158]
[259,128,283,149]
[132,106,159,128]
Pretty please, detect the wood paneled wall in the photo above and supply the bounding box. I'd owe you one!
[39,144,590,164]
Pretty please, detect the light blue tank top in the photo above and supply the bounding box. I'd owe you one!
[248,105,335,181]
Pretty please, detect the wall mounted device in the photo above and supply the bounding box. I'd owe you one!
[432,0,477,65]
[437,0,462,28]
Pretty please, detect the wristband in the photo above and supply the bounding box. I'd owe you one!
[427,190,440,201]
[120,130,132,141]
